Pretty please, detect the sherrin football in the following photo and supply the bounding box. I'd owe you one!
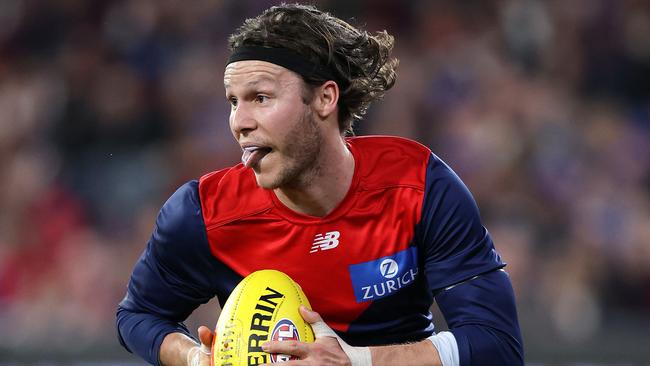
[212,269,315,366]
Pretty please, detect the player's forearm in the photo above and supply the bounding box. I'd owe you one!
[370,339,442,366]
[159,332,199,366]
[437,270,524,365]
[117,305,196,365]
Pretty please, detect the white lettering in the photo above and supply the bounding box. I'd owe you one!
[386,279,397,292]
[401,271,412,285]
[357,266,420,302]
[373,282,386,297]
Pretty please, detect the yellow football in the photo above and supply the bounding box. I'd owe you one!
[212,269,315,366]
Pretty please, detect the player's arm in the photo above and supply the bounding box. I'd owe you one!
[414,153,524,365]
[433,269,522,365]
[341,269,521,366]
[369,341,442,366]
[373,271,522,366]
[116,180,220,365]
[159,327,214,366]
[262,306,444,366]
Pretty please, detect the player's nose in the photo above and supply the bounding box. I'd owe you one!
[230,103,257,137]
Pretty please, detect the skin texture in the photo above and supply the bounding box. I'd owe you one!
[159,60,443,365]
[225,61,323,191]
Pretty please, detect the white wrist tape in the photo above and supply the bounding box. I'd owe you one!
[186,343,211,366]
[311,320,372,366]
[427,331,459,366]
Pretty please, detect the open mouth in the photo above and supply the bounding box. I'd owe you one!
[241,146,272,168]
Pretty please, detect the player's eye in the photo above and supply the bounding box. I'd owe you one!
[255,95,269,103]
[228,97,238,108]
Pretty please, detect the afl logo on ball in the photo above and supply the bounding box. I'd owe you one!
[269,319,301,363]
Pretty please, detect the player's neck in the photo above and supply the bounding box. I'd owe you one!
[274,135,354,217]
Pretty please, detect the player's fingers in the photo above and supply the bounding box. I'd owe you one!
[197,326,213,353]
[311,321,338,340]
[262,340,309,358]
[301,306,339,343]
[298,305,322,324]
[299,307,340,343]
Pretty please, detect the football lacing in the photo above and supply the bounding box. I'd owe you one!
[217,321,236,366]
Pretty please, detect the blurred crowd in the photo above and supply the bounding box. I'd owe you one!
[0,0,648,362]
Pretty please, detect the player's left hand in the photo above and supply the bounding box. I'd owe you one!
[260,306,352,365]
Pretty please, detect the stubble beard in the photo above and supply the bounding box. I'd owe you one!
[263,109,323,190]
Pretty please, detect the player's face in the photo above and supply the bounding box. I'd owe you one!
[224,60,323,189]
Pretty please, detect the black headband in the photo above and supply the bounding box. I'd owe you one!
[227,46,344,87]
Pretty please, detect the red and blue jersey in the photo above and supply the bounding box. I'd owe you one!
[117,136,523,365]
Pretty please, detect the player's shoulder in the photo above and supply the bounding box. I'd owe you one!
[347,135,431,190]
[198,164,272,229]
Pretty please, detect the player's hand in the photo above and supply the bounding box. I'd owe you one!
[260,306,353,365]
[186,326,214,366]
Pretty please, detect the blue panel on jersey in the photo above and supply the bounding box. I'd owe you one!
[349,247,419,303]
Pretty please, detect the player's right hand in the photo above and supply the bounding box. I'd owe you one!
[187,326,214,366]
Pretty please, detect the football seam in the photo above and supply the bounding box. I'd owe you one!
[287,279,313,342]
[230,274,250,321]
[220,275,252,361]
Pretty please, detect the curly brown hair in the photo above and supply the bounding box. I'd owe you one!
[228,3,399,135]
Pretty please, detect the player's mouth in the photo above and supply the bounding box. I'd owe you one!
[241,146,273,168]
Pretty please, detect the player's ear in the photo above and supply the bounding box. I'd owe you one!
[312,80,339,120]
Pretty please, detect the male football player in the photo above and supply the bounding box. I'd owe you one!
[117,4,524,366]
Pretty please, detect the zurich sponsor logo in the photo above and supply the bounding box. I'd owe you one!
[269,319,300,363]
[379,258,399,278]
[349,247,419,303]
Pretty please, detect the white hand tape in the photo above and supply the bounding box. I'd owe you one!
[312,321,372,366]
[186,344,211,366]
[200,343,212,355]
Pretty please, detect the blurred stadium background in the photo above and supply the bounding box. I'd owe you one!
[1,0,649,364]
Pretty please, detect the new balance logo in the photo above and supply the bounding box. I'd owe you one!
[310,231,340,253]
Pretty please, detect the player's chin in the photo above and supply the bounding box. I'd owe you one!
[253,167,283,190]
[253,172,274,190]
[254,159,296,190]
